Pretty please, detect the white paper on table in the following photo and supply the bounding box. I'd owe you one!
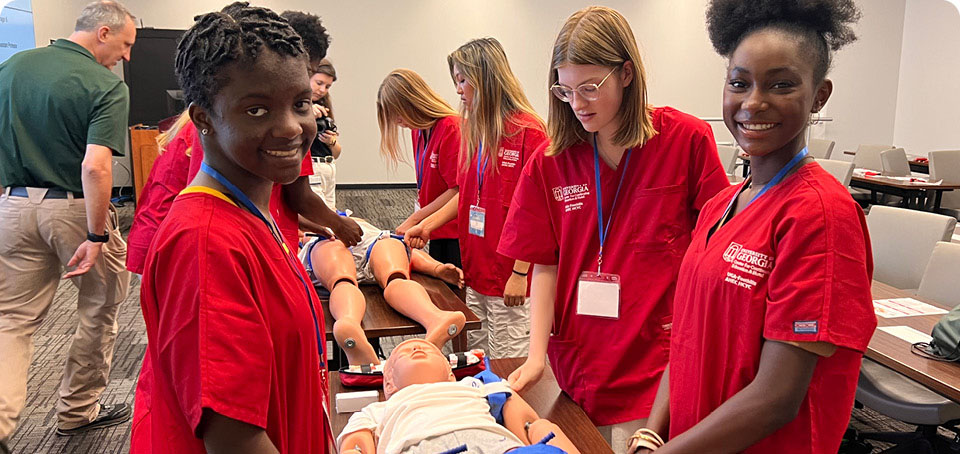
[873,298,949,318]
[878,326,933,345]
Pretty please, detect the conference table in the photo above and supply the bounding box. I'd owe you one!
[320,273,481,352]
[866,281,960,403]
[329,357,613,454]
[849,174,960,212]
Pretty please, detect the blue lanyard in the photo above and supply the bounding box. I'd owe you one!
[415,129,431,190]
[592,134,632,273]
[199,162,326,369]
[475,141,489,203]
[721,147,809,220]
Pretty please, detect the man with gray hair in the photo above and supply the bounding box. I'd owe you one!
[0,1,136,447]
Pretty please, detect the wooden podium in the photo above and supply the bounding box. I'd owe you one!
[129,125,160,202]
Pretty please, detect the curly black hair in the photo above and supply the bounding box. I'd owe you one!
[174,3,306,110]
[706,0,861,82]
[281,10,330,63]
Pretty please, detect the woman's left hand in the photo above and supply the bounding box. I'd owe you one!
[503,273,527,307]
[320,131,338,145]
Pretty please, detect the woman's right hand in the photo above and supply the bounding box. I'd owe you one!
[507,357,545,393]
[312,103,329,118]
[395,215,419,236]
[404,223,431,249]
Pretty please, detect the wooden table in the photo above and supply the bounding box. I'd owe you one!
[329,357,613,454]
[850,175,960,211]
[321,273,481,352]
[867,281,960,402]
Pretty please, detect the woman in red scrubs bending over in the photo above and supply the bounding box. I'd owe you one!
[134,6,331,453]
[406,38,549,360]
[377,69,463,268]
[498,6,729,452]
[635,1,876,453]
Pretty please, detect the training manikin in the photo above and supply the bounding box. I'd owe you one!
[338,338,581,454]
[300,218,466,365]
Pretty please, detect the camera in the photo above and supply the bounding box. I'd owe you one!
[317,116,337,135]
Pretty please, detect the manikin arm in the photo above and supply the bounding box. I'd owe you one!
[338,429,376,454]
[501,391,581,454]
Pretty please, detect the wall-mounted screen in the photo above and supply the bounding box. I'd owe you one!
[0,0,36,63]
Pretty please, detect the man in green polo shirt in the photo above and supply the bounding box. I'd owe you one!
[0,1,136,447]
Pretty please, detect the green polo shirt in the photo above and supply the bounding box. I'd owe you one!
[0,39,129,193]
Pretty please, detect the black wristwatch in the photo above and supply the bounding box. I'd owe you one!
[87,231,109,243]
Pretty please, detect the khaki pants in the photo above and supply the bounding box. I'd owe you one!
[464,287,530,359]
[0,188,130,439]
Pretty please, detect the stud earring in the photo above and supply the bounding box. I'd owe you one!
[201,128,209,135]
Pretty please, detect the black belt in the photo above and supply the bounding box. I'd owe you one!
[7,187,84,199]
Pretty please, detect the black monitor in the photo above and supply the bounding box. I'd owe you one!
[122,28,184,126]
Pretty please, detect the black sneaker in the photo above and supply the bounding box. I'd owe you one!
[55,403,131,436]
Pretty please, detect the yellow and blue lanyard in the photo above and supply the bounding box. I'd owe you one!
[199,162,326,370]
[592,133,632,274]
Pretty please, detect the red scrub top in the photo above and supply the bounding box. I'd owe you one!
[668,162,876,453]
[498,107,729,424]
[411,115,461,240]
[458,111,548,297]
[187,139,313,253]
[133,189,331,454]
[126,123,197,274]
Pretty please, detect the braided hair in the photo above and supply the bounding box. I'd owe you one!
[706,0,860,82]
[175,2,306,110]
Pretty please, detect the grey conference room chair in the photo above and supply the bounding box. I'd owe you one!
[929,150,960,218]
[881,147,912,177]
[856,242,960,453]
[852,144,894,171]
[866,206,956,291]
[815,158,855,186]
[807,138,836,160]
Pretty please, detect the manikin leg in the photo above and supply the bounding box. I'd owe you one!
[311,240,379,366]
[371,239,466,349]
[410,249,463,288]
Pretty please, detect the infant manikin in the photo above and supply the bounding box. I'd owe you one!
[337,339,581,454]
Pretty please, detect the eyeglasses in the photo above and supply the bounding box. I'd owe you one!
[550,66,619,102]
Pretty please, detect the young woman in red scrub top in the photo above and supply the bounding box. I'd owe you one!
[377,69,463,268]
[496,6,730,452]
[633,1,875,453]
[133,6,332,453]
[405,38,549,359]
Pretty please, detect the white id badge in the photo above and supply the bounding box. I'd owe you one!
[468,205,486,237]
[414,201,421,212]
[577,271,620,319]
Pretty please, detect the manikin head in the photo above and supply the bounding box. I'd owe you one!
[383,339,455,398]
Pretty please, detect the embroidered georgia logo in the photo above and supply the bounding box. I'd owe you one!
[723,242,743,263]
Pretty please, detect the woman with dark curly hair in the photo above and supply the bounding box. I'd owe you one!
[632,1,875,453]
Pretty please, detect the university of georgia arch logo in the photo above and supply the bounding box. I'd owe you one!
[723,242,742,263]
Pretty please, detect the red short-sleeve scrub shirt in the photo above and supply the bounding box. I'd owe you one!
[411,115,461,240]
[133,189,331,453]
[498,107,730,425]
[668,162,877,453]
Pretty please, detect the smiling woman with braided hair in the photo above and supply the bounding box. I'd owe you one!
[633,1,874,453]
[132,4,332,453]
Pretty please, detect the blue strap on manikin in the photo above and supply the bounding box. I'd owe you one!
[199,162,326,368]
[474,357,510,424]
[363,233,407,264]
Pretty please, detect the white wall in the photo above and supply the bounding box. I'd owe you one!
[893,0,960,156]
[31,0,910,183]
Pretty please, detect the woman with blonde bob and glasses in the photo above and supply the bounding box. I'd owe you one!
[497,6,729,452]
[405,38,549,359]
[377,69,463,268]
